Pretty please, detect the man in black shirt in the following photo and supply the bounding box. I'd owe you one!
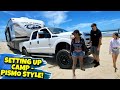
[90,23,102,67]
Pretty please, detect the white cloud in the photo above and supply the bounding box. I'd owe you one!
[42,11,71,27]
[96,18,120,24]
[25,13,33,19]
[2,11,15,16]
[0,25,6,41]
[24,12,42,19]
[66,18,120,31]
[96,19,120,30]
[0,25,6,30]
[66,23,92,31]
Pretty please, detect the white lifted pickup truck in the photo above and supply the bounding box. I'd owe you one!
[19,27,91,69]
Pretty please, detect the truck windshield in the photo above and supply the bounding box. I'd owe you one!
[48,27,68,34]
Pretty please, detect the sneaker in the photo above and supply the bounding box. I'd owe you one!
[94,62,100,67]
[115,68,118,72]
[80,67,85,71]
[92,60,97,64]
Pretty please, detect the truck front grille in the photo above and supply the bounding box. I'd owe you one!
[86,38,90,40]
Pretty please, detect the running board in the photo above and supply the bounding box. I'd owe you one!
[32,54,89,58]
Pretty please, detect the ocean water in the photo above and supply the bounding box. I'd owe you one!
[102,30,119,37]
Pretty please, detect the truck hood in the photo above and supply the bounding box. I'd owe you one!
[52,31,86,39]
[54,32,73,38]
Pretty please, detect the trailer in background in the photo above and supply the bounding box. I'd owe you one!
[5,17,45,50]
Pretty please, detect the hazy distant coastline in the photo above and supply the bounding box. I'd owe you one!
[0,31,118,42]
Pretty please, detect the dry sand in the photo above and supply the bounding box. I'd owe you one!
[0,37,120,79]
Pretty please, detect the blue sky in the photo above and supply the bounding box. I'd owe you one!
[1,11,120,41]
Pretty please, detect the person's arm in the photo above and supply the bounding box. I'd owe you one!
[109,40,112,54]
[98,37,102,48]
[118,38,120,49]
[97,31,102,50]
[82,38,86,52]
[70,39,74,56]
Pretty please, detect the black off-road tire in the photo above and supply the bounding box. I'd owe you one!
[56,49,73,69]
[22,48,30,56]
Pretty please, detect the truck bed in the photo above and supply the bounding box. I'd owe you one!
[8,37,29,50]
[12,37,29,41]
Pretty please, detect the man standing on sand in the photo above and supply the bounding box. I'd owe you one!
[89,23,102,67]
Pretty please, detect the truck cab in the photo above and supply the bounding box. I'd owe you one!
[19,27,67,54]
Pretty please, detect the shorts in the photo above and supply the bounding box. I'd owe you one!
[112,48,119,55]
[72,51,85,57]
[91,46,99,55]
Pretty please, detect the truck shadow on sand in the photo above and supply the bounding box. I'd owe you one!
[83,56,95,69]
[10,49,21,54]
[10,49,58,68]
[43,56,95,69]
[11,49,95,69]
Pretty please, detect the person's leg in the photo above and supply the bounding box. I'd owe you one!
[95,46,100,62]
[94,46,100,67]
[78,51,85,71]
[94,55,100,67]
[91,46,97,63]
[92,54,98,63]
[112,54,117,72]
[115,54,118,72]
[96,55,100,62]
[112,54,116,68]
[115,54,118,62]
[72,56,77,77]
[93,54,97,60]
[78,56,85,71]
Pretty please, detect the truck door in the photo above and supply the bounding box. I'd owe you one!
[29,31,39,53]
[36,29,51,53]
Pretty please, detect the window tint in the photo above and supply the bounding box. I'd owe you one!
[38,29,51,38]
[31,31,38,40]
[49,27,68,34]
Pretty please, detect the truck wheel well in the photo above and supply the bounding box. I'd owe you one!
[55,42,70,54]
[22,47,26,50]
